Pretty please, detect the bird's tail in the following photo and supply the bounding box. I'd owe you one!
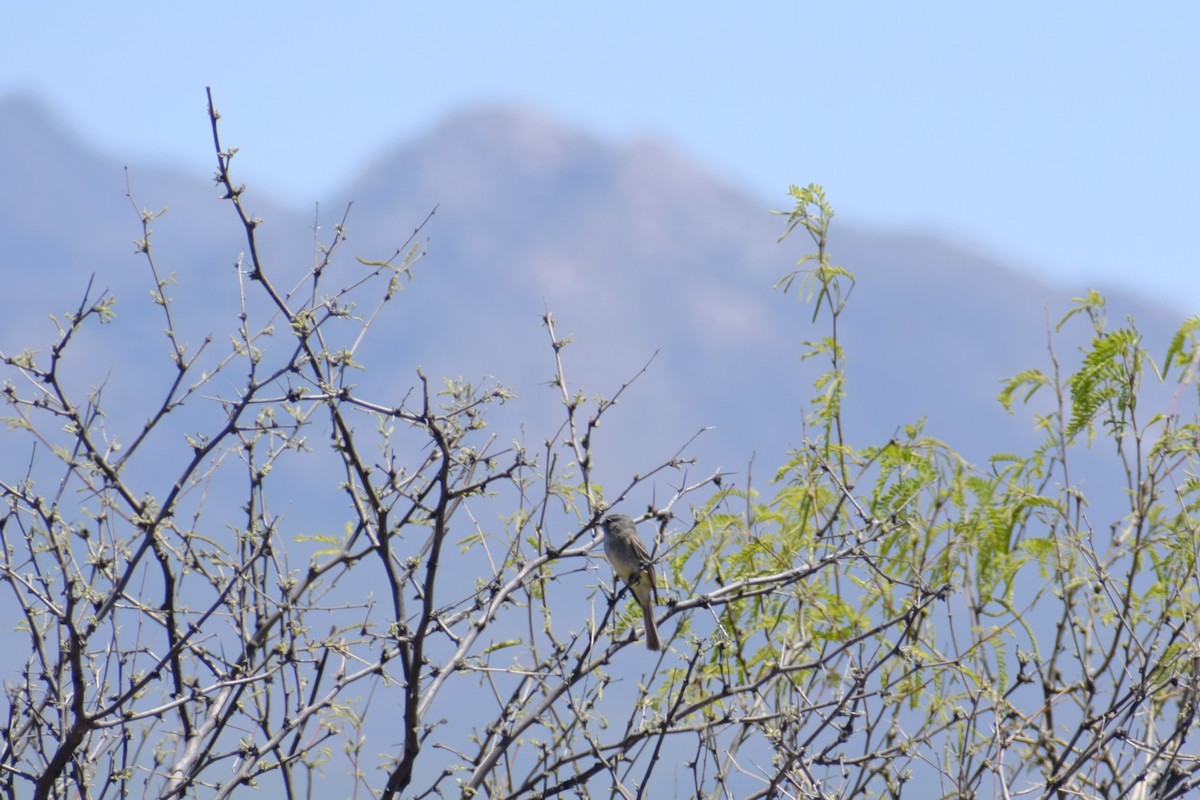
[643,606,661,651]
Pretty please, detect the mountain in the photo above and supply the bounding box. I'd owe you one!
[326,105,1181,470]
[0,96,1183,497]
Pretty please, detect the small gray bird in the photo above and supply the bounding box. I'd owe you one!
[601,514,661,651]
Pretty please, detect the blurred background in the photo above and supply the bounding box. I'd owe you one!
[3,3,1196,307]
[2,3,1196,541]
[4,3,1196,481]
[4,1,1197,514]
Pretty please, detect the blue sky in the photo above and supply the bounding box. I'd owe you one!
[3,4,1197,311]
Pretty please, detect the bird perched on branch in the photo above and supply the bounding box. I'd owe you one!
[601,514,661,651]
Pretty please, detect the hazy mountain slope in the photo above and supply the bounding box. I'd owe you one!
[0,96,1183,493]
[328,105,1181,471]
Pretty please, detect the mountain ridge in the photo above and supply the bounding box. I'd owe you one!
[0,95,1182,484]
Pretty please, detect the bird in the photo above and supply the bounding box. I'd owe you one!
[601,514,661,651]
